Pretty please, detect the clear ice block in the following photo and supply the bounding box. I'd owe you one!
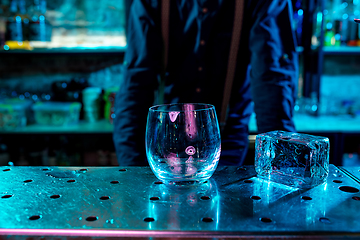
[255,130,329,189]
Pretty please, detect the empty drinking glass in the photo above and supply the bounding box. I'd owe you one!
[146,103,221,185]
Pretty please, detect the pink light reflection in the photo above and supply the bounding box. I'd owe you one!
[166,152,181,174]
[0,228,214,237]
[184,104,198,140]
[0,228,163,237]
[185,146,196,156]
[169,111,180,122]
[186,163,197,175]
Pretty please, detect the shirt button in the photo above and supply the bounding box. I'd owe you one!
[202,8,208,13]
[198,67,203,71]
[200,40,205,45]
[196,88,201,93]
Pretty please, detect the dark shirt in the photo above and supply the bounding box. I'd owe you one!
[113,0,298,166]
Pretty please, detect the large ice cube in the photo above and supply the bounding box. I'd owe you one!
[255,130,329,188]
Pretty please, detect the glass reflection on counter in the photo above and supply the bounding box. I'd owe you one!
[147,179,220,230]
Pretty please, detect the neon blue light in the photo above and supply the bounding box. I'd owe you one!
[298,9,303,16]
[317,12,323,23]
[326,22,332,30]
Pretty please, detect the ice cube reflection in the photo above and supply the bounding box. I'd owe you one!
[251,177,300,214]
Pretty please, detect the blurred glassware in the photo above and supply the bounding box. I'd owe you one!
[82,87,102,122]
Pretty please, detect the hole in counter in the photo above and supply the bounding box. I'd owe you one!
[200,196,211,200]
[119,168,127,172]
[110,181,119,184]
[100,196,110,200]
[143,217,155,222]
[154,181,163,185]
[251,196,261,200]
[301,196,312,200]
[42,168,50,171]
[50,195,61,199]
[260,217,272,223]
[1,194,13,199]
[150,197,160,201]
[3,169,10,172]
[339,186,360,193]
[352,196,360,201]
[244,180,253,183]
[333,180,342,183]
[67,179,76,183]
[201,217,214,223]
[24,180,33,183]
[29,215,41,221]
[319,217,331,224]
[79,169,88,173]
[86,216,98,222]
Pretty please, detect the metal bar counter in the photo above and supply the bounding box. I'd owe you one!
[0,165,360,239]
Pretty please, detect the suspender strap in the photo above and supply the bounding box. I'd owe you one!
[161,0,170,71]
[158,0,170,105]
[220,0,245,131]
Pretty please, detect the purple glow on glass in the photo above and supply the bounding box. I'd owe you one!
[185,156,194,163]
[169,111,180,122]
[184,104,198,140]
[187,192,197,206]
[185,156,197,174]
[166,152,181,174]
[186,164,197,175]
[185,146,196,156]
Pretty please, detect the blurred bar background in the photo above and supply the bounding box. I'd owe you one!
[0,0,360,167]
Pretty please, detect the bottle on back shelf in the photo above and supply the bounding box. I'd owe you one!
[5,0,22,42]
[4,0,32,50]
[17,0,29,39]
[0,0,9,47]
[29,0,51,43]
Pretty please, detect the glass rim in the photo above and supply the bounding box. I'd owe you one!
[149,103,215,112]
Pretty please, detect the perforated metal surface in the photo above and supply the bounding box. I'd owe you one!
[0,165,359,239]
[340,166,360,185]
